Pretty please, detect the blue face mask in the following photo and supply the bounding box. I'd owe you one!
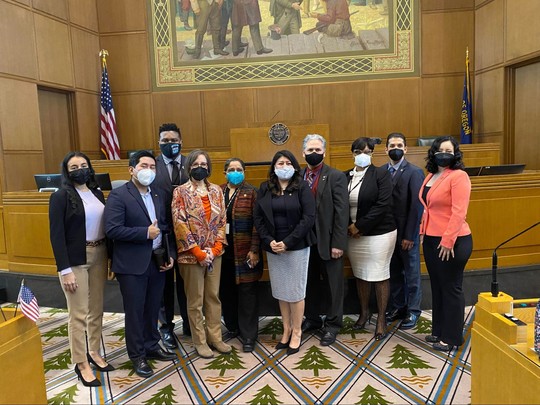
[226,171,244,185]
[275,166,295,180]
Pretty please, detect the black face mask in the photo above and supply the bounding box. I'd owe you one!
[191,167,209,181]
[305,152,324,166]
[388,149,404,162]
[68,168,92,185]
[160,143,181,159]
[434,153,455,168]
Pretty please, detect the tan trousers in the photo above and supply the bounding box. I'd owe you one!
[180,257,223,346]
[59,244,107,363]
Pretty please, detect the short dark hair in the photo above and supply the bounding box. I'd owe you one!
[158,123,181,139]
[129,150,156,168]
[268,150,302,195]
[386,132,407,147]
[60,151,98,190]
[224,157,245,171]
[425,135,465,173]
[185,149,212,179]
[351,137,376,153]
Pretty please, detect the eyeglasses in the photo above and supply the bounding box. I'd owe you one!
[191,163,208,168]
[352,150,373,156]
[226,168,244,173]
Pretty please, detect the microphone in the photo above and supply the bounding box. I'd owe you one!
[491,221,540,297]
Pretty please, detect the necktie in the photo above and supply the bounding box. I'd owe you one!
[307,171,315,188]
[171,161,180,186]
[389,166,396,177]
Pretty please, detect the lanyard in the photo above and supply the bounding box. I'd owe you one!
[225,187,240,211]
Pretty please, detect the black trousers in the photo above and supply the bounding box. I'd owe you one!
[116,261,165,361]
[219,256,259,340]
[304,245,344,334]
[159,262,189,334]
[423,234,472,346]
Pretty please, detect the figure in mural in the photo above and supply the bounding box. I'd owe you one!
[269,0,302,37]
[191,0,229,58]
[219,0,233,51]
[231,0,273,56]
[308,0,354,39]
[178,0,194,31]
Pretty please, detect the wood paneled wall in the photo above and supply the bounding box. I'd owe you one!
[474,0,540,156]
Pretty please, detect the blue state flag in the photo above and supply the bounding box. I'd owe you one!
[460,52,473,144]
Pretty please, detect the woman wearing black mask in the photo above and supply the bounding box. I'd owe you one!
[171,150,231,359]
[419,136,472,352]
[49,152,114,387]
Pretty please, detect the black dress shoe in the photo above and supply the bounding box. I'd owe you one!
[74,364,101,387]
[425,335,439,343]
[256,47,273,55]
[132,358,153,378]
[433,342,455,352]
[214,49,229,56]
[301,319,322,333]
[320,331,337,346]
[160,330,178,349]
[385,308,407,323]
[146,348,177,361]
[243,338,255,352]
[223,330,238,340]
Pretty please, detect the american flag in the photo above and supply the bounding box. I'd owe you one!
[17,284,40,322]
[100,66,121,160]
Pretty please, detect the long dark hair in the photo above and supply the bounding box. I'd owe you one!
[60,151,99,190]
[268,150,302,195]
[425,136,465,174]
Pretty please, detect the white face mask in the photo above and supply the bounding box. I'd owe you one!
[136,168,156,186]
[275,166,295,180]
[354,153,371,168]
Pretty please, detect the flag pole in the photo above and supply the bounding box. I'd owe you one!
[14,278,24,317]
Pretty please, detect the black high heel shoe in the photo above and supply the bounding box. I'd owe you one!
[74,364,101,387]
[374,324,388,341]
[353,313,372,330]
[87,353,115,372]
[275,339,290,350]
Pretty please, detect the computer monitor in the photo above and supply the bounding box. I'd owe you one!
[95,173,112,190]
[479,164,526,176]
[34,174,62,191]
[463,166,482,176]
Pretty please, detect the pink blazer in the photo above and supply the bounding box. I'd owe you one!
[419,168,471,249]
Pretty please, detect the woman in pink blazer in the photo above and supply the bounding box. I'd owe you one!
[419,136,472,352]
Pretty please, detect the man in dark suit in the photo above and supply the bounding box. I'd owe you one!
[105,151,177,378]
[154,123,190,350]
[300,134,349,346]
[384,133,424,329]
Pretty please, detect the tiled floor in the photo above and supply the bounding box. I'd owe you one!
[32,306,473,404]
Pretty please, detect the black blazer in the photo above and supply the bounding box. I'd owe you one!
[345,165,396,236]
[153,154,187,258]
[388,158,424,241]
[300,164,349,260]
[253,179,316,253]
[104,181,168,275]
[49,187,106,272]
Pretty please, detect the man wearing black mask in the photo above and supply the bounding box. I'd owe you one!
[384,133,424,330]
[300,134,349,346]
[154,123,190,349]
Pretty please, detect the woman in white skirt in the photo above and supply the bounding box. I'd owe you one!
[346,137,397,341]
[254,150,316,355]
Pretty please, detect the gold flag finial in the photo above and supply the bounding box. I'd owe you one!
[99,49,109,69]
[466,46,469,60]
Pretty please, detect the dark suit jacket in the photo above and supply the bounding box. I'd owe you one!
[49,187,106,271]
[104,181,168,275]
[254,179,316,253]
[300,164,349,260]
[153,154,187,258]
[388,158,424,241]
[346,165,396,236]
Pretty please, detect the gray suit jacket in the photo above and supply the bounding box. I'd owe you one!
[302,163,349,260]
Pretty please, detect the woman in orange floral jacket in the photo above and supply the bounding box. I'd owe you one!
[172,149,230,359]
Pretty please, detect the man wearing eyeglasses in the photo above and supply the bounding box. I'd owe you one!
[153,123,190,350]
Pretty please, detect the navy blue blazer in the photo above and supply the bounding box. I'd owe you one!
[254,179,316,253]
[346,165,396,236]
[388,158,424,241]
[104,181,168,275]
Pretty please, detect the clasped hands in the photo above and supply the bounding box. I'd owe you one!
[348,224,361,239]
[270,240,287,254]
[199,248,215,267]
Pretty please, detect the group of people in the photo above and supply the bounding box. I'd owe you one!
[49,126,472,386]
